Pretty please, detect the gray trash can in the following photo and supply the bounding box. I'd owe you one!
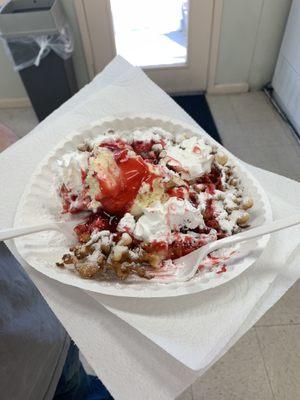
[0,0,78,121]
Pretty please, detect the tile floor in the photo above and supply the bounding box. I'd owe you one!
[206,92,300,182]
[1,91,300,400]
[0,107,38,140]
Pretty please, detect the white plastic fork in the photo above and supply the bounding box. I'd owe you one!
[153,214,300,283]
[0,220,81,242]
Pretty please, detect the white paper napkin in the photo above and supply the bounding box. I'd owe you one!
[1,56,300,399]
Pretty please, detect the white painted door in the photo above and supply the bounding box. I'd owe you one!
[76,0,214,93]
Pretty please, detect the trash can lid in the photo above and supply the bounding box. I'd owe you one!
[0,0,66,38]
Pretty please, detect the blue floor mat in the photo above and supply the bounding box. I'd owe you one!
[172,94,222,144]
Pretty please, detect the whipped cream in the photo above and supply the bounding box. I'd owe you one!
[134,202,169,242]
[117,213,136,234]
[215,201,245,234]
[163,136,213,180]
[167,197,205,230]
[134,198,205,242]
[197,191,212,212]
[126,126,173,142]
[126,129,161,143]
[58,152,88,193]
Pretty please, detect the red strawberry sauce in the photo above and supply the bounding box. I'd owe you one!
[92,141,160,215]
[74,210,121,242]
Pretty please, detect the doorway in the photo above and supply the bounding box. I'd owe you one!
[75,0,218,93]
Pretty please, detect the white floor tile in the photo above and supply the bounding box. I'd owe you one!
[233,119,297,147]
[206,94,237,126]
[227,144,300,181]
[211,117,242,147]
[176,386,193,400]
[256,280,300,327]
[229,92,279,123]
[256,325,300,400]
[215,120,297,158]
[192,329,274,400]
[282,123,300,148]
[207,92,300,169]
[207,92,300,182]
[0,107,38,138]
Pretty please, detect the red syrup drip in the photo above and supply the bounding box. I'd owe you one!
[59,184,90,214]
[74,210,121,242]
[166,186,188,199]
[87,141,161,215]
[145,235,208,260]
[202,198,220,230]
[131,140,155,155]
[197,166,224,192]
[98,155,159,214]
[216,264,227,274]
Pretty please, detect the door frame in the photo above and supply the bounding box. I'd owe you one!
[74,0,224,93]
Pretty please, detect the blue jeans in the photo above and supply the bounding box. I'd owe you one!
[53,341,113,400]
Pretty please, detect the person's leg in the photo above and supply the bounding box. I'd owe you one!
[53,341,113,400]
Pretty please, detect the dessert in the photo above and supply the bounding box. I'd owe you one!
[56,127,253,281]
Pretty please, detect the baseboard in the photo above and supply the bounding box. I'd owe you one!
[0,97,31,109]
[207,83,249,94]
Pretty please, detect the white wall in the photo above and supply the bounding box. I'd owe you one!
[216,0,292,90]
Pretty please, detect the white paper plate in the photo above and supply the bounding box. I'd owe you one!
[14,114,272,298]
